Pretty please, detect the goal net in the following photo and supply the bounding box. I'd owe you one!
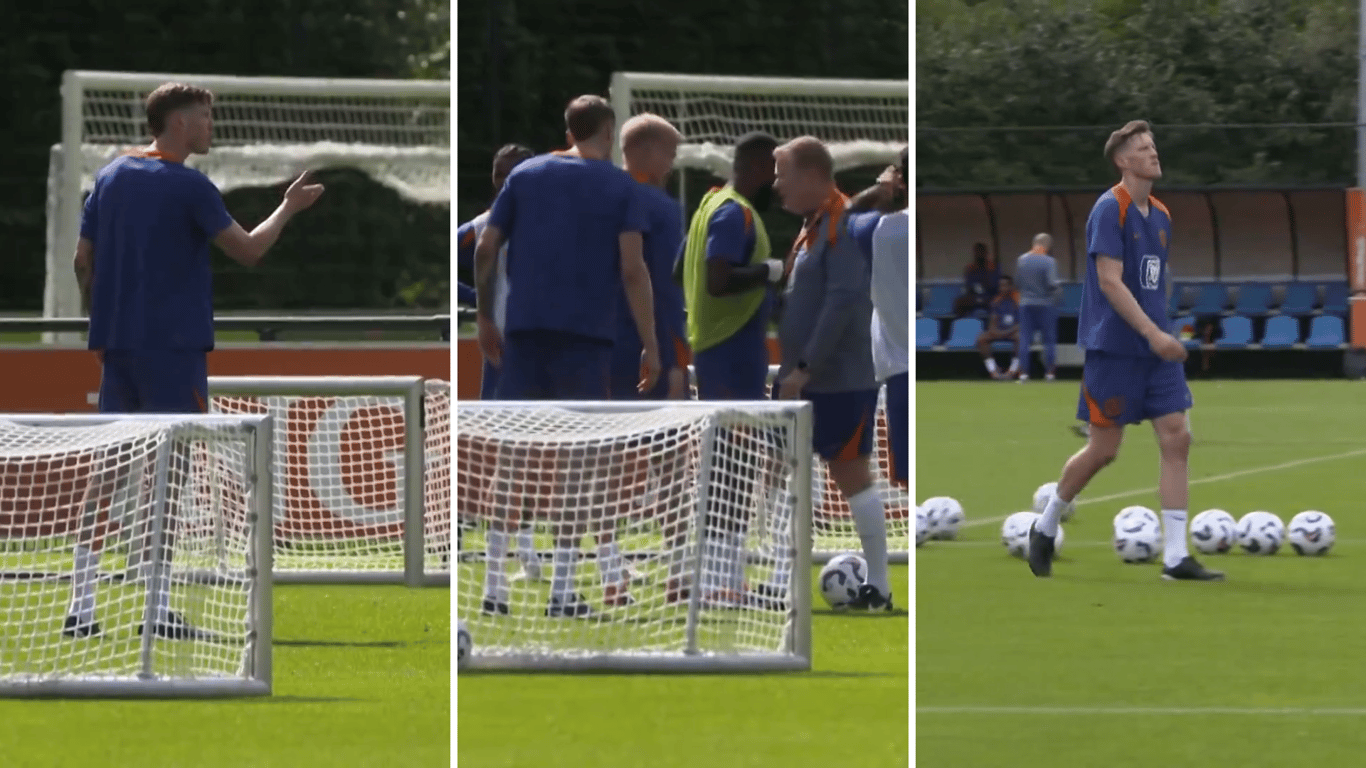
[456,401,814,672]
[608,71,908,181]
[0,413,273,698]
[208,375,449,587]
[45,69,450,342]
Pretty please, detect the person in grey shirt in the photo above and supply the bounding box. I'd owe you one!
[1015,232,1061,381]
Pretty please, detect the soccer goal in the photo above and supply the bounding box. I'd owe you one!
[456,401,814,672]
[207,376,450,587]
[608,71,908,198]
[45,69,450,343]
[0,413,273,698]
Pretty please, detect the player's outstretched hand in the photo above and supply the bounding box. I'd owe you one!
[1147,331,1188,362]
[638,347,661,393]
[778,368,810,400]
[477,315,503,368]
[283,171,326,214]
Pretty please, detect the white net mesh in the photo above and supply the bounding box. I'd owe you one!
[208,377,447,584]
[0,417,267,693]
[610,72,908,177]
[456,402,812,672]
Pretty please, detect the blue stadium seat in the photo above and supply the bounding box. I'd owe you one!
[1278,282,1316,316]
[1189,283,1228,315]
[1168,282,1188,316]
[1322,282,1349,315]
[1171,315,1200,349]
[1305,315,1345,348]
[1260,315,1299,348]
[1233,283,1272,316]
[1059,283,1083,316]
[916,317,939,349]
[923,285,959,318]
[1216,315,1252,348]
[944,317,983,350]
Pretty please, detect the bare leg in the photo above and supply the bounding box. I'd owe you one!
[1152,412,1193,567]
[1037,423,1125,538]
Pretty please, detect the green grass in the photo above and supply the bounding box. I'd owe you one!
[916,379,1366,766]
[0,585,449,767]
[456,565,909,768]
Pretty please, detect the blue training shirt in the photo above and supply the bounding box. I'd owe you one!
[1079,184,1172,357]
[489,153,647,344]
[82,153,233,351]
[616,181,686,371]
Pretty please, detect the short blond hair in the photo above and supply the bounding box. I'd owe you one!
[620,113,681,154]
[775,135,833,179]
[1104,120,1152,167]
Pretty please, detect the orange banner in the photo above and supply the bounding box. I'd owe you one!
[1350,188,1366,349]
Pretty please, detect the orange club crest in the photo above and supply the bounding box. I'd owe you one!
[1159,229,1167,248]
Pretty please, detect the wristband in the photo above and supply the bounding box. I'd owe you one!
[765,259,785,283]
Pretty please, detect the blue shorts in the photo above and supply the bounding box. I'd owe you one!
[1076,350,1192,427]
[98,350,208,414]
[776,387,879,461]
[496,330,611,400]
[479,358,499,400]
[883,373,908,485]
[694,322,770,401]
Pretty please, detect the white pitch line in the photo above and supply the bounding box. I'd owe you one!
[960,446,1366,531]
[918,705,1366,716]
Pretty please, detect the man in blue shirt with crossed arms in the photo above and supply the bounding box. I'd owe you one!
[66,82,324,639]
[773,136,893,612]
[474,94,660,617]
[1029,120,1221,582]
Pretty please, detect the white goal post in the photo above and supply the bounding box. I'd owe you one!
[608,71,908,191]
[0,413,273,698]
[46,69,451,343]
[206,375,450,588]
[456,401,814,672]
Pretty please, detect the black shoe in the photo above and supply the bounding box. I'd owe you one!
[545,594,594,618]
[61,615,101,639]
[1161,556,1225,581]
[481,597,510,616]
[1027,522,1056,577]
[847,583,894,612]
[138,611,218,641]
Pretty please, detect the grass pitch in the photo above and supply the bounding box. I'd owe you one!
[916,379,1366,767]
[0,585,449,767]
[456,565,910,768]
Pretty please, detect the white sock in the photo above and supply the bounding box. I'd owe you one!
[596,540,623,587]
[67,545,99,622]
[1162,509,1190,568]
[550,544,576,603]
[1037,491,1069,537]
[848,486,890,593]
[985,358,998,374]
[483,529,509,602]
[515,527,538,573]
[1008,357,1019,372]
[767,491,795,589]
[726,532,747,593]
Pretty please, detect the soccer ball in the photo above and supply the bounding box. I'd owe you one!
[915,507,930,547]
[1032,482,1075,522]
[457,620,472,666]
[921,496,964,540]
[1236,511,1285,555]
[1001,511,1036,559]
[1189,509,1237,555]
[1113,506,1162,563]
[1288,511,1336,556]
[819,553,867,609]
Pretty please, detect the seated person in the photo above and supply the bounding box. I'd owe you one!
[952,242,1000,316]
[976,274,1020,379]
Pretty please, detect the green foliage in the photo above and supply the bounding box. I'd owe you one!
[2,1,451,313]
[917,0,1359,188]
